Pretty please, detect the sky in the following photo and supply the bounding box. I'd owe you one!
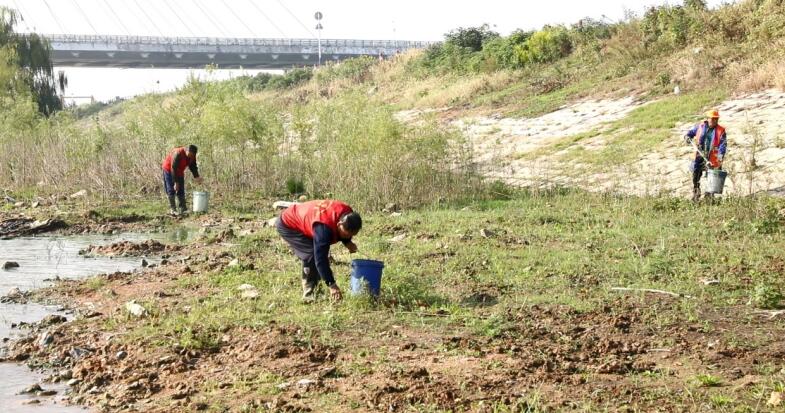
[0,0,729,102]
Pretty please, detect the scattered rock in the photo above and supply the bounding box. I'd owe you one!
[20,384,42,394]
[67,378,81,387]
[58,369,73,380]
[125,301,148,317]
[23,399,41,405]
[116,351,128,360]
[2,261,20,270]
[36,389,57,396]
[388,233,407,243]
[5,287,21,297]
[276,382,292,390]
[228,259,241,267]
[217,229,235,241]
[39,314,67,326]
[382,203,399,213]
[238,284,259,299]
[298,195,308,202]
[700,278,720,286]
[37,331,54,347]
[1,287,28,303]
[31,201,40,208]
[141,258,149,268]
[79,310,102,319]
[69,347,90,360]
[296,378,317,388]
[318,366,337,378]
[70,189,88,198]
[399,342,417,351]
[14,201,24,208]
[480,228,495,238]
[769,391,783,407]
[389,212,403,217]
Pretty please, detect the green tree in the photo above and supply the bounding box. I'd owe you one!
[0,7,65,116]
[444,24,500,52]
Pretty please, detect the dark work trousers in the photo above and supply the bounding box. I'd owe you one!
[275,217,320,295]
[692,156,706,192]
[162,170,186,210]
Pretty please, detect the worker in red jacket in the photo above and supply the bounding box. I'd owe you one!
[276,200,362,302]
[162,145,202,215]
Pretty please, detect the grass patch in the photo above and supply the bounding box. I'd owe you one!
[124,190,785,352]
[560,89,728,166]
[694,373,723,387]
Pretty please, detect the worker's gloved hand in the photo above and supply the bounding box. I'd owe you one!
[329,284,343,302]
[194,177,204,185]
[345,241,358,254]
[173,184,180,193]
[683,135,693,145]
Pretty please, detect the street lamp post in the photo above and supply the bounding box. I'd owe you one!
[314,11,323,66]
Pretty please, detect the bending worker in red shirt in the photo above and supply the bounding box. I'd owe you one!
[276,200,362,302]
[162,145,203,215]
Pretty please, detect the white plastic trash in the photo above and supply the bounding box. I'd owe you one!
[193,191,209,213]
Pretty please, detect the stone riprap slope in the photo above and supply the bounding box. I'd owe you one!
[439,90,785,197]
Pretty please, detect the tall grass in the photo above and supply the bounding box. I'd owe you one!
[0,76,482,210]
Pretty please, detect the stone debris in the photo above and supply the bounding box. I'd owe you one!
[124,301,148,317]
[2,261,19,270]
[237,284,259,299]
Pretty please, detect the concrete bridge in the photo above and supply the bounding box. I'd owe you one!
[46,34,434,69]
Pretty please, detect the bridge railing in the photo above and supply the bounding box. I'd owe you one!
[43,34,436,49]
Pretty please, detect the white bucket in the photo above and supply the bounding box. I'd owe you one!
[193,191,209,213]
[707,170,728,194]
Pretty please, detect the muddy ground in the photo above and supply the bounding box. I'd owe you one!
[3,206,785,412]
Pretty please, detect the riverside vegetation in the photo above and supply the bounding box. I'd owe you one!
[2,0,785,411]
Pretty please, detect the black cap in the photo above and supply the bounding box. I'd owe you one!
[188,144,198,154]
[340,212,362,233]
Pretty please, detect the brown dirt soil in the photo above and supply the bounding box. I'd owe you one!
[7,254,785,412]
[4,212,785,411]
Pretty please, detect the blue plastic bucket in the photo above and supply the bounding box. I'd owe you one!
[350,259,384,296]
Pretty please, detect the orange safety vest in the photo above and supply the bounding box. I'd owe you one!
[162,147,194,177]
[281,200,353,242]
[695,123,725,168]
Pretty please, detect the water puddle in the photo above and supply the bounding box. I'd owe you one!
[0,230,190,412]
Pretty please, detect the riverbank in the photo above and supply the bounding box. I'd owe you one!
[3,192,785,411]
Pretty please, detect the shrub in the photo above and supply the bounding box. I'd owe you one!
[267,68,312,90]
[515,26,573,65]
[480,30,532,70]
[315,56,376,84]
[749,283,783,309]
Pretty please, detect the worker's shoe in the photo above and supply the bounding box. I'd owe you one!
[167,195,178,213]
[301,266,320,303]
[176,194,188,216]
[168,209,179,217]
[302,279,318,303]
[692,187,701,203]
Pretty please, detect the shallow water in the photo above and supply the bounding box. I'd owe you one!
[0,232,181,412]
